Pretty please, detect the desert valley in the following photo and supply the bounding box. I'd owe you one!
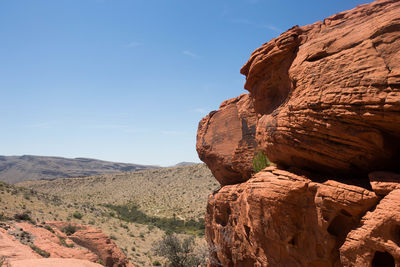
[1,0,400,266]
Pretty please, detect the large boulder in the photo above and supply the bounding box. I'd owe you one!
[241,0,400,175]
[197,0,400,266]
[205,168,378,266]
[197,94,258,185]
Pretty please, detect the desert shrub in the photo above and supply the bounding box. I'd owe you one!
[105,203,204,235]
[62,224,77,236]
[43,225,55,233]
[72,211,83,219]
[152,260,162,266]
[30,245,50,257]
[153,233,205,267]
[14,212,33,222]
[58,236,74,248]
[253,150,270,173]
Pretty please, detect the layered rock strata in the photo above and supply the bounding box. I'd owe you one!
[197,0,400,266]
[0,221,133,267]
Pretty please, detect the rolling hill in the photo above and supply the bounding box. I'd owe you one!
[0,155,157,184]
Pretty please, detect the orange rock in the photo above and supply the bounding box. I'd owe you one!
[47,221,133,267]
[0,221,133,267]
[340,189,400,266]
[198,0,400,266]
[8,258,102,267]
[196,94,258,185]
[241,0,400,176]
[369,171,400,196]
[0,227,40,261]
[15,222,98,261]
[206,169,378,266]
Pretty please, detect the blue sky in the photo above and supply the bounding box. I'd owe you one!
[0,0,370,166]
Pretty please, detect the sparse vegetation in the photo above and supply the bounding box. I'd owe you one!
[72,211,83,219]
[14,212,33,223]
[105,203,205,236]
[30,245,50,257]
[43,224,55,233]
[58,236,75,248]
[8,164,214,266]
[153,233,206,267]
[62,224,77,236]
[153,260,162,266]
[253,150,270,173]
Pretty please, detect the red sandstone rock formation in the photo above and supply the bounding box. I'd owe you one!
[47,221,133,267]
[0,221,132,267]
[197,94,258,185]
[206,168,378,266]
[197,0,400,266]
[243,0,400,176]
[8,258,102,267]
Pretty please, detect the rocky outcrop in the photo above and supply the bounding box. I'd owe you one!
[198,0,400,186]
[244,0,400,176]
[340,189,400,266]
[8,258,102,267]
[197,94,258,185]
[206,168,378,266]
[197,0,400,266]
[0,221,132,267]
[46,222,133,267]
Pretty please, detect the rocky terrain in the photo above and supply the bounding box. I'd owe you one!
[197,0,400,266]
[0,155,156,184]
[0,220,132,267]
[3,164,215,266]
[19,164,217,220]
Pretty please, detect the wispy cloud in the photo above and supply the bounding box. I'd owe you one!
[263,25,282,33]
[193,108,207,114]
[126,41,143,48]
[230,19,282,33]
[183,50,200,59]
[161,130,185,135]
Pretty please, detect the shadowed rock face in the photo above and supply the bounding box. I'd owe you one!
[197,0,400,266]
[197,94,258,185]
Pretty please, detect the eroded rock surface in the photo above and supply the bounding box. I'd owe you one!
[47,221,133,267]
[243,0,400,175]
[0,221,133,267]
[340,189,400,266]
[206,169,378,266]
[197,0,400,266]
[197,94,258,185]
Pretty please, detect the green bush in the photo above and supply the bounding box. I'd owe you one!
[153,233,205,267]
[104,203,204,235]
[58,236,75,248]
[253,150,270,173]
[30,245,50,257]
[14,212,33,223]
[152,260,162,266]
[72,211,83,219]
[62,224,77,236]
[43,225,55,233]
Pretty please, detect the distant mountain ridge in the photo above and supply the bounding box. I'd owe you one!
[173,161,198,167]
[0,155,157,184]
